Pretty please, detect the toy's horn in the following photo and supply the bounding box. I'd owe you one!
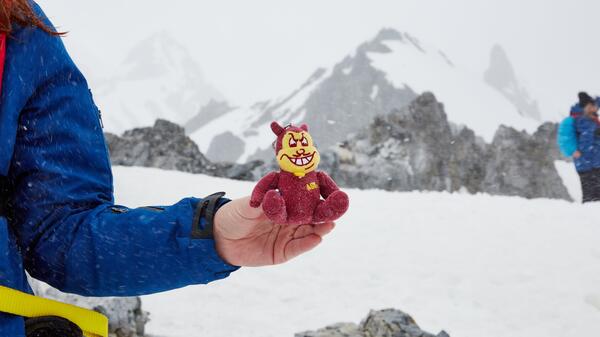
[300,124,309,131]
[271,122,285,135]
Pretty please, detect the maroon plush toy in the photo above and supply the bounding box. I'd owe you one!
[250,122,350,225]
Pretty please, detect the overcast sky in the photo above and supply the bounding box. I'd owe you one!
[38,0,600,118]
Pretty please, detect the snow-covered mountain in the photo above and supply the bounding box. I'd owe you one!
[190,28,541,163]
[484,44,541,121]
[94,32,224,134]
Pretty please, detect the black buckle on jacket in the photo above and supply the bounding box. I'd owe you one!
[191,192,226,239]
[25,316,83,337]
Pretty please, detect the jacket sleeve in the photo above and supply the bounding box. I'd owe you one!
[7,6,238,297]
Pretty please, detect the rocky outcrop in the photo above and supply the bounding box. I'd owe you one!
[29,278,148,337]
[483,124,567,199]
[105,119,263,181]
[321,93,571,200]
[296,309,449,337]
[106,98,569,201]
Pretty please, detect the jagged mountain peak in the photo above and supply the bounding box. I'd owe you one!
[94,32,224,134]
[484,43,541,120]
[486,44,516,86]
[358,28,426,55]
[116,31,204,82]
[190,28,540,164]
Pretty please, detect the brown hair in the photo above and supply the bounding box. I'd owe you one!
[0,0,64,35]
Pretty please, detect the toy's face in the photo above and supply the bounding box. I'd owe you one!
[277,130,320,177]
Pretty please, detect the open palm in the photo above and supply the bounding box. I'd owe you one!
[214,197,335,267]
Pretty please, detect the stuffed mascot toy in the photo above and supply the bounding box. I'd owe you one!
[250,122,350,225]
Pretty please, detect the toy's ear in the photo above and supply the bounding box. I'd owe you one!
[300,124,309,132]
[271,122,285,136]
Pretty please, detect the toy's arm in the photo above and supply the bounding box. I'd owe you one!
[250,172,280,207]
[317,172,341,198]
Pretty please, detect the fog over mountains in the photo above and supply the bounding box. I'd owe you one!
[94,32,224,134]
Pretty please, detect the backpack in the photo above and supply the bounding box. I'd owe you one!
[557,115,578,157]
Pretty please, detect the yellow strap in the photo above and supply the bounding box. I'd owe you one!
[0,285,108,337]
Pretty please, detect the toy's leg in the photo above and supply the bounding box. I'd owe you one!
[262,190,288,224]
[313,190,349,223]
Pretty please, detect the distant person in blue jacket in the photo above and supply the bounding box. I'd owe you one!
[0,1,335,336]
[557,92,600,203]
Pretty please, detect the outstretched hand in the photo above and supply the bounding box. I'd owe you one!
[214,197,335,267]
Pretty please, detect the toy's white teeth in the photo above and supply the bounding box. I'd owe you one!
[290,154,314,167]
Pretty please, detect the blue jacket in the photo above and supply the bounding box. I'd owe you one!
[557,98,600,158]
[574,116,600,172]
[0,3,237,336]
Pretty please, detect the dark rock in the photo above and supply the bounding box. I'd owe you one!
[483,124,569,199]
[533,121,562,161]
[105,119,262,181]
[296,309,449,337]
[296,323,362,337]
[206,131,246,163]
[321,93,571,200]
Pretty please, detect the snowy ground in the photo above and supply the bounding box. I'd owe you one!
[112,166,600,337]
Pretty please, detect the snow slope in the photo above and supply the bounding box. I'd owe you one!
[112,166,600,337]
[555,160,582,203]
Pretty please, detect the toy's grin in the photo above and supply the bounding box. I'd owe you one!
[281,153,315,167]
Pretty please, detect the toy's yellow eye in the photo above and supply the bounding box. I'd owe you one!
[301,136,308,146]
[289,137,297,147]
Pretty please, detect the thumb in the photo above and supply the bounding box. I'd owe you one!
[215,197,265,241]
[231,196,264,221]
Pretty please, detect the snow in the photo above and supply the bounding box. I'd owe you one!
[370,85,379,100]
[111,166,600,337]
[368,38,540,142]
[555,160,582,203]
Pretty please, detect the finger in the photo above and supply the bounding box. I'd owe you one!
[313,222,335,237]
[293,224,315,239]
[284,234,322,262]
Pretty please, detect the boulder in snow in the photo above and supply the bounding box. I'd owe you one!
[295,309,449,337]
